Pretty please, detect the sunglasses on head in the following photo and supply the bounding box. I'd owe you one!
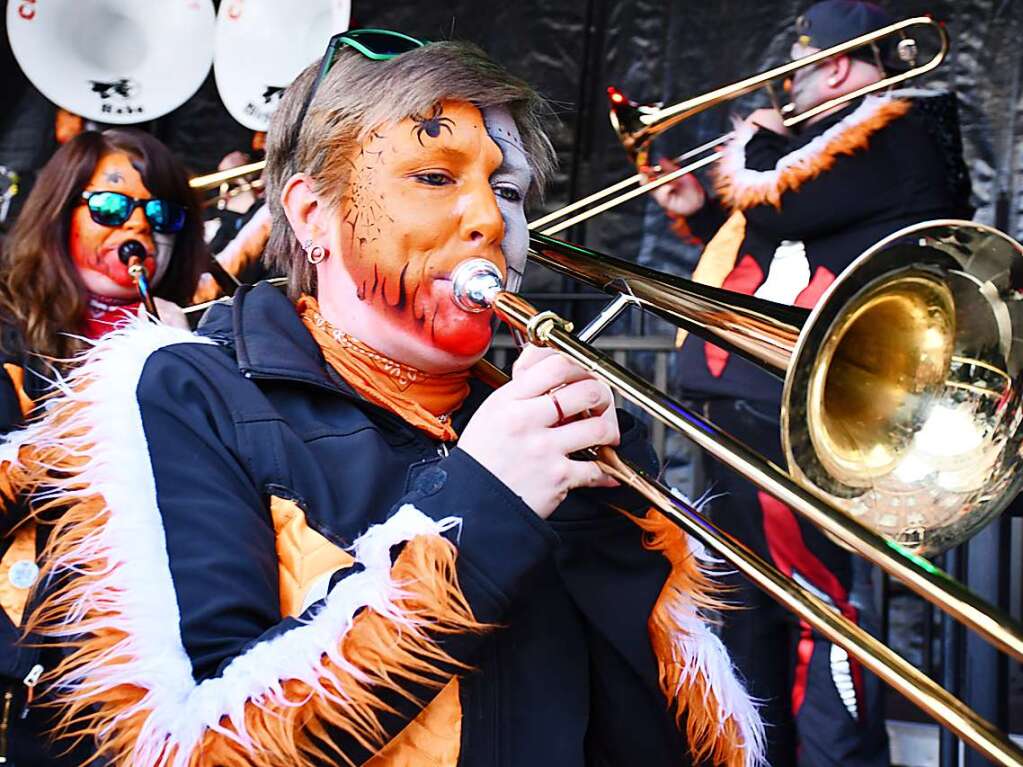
[79,190,187,234]
[295,28,426,131]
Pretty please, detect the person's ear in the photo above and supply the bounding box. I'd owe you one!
[280,173,328,246]
[825,54,852,88]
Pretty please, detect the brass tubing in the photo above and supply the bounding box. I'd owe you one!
[535,153,720,237]
[528,134,730,234]
[491,290,1023,663]
[595,449,1023,767]
[189,160,267,191]
[620,16,947,155]
[528,173,646,231]
[529,232,807,374]
[475,313,1023,765]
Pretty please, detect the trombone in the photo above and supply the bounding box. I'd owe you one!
[449,219,1023,765]
[182,213,1023,762]
[184,17,946,236]
[189,160,266,210]
[189,160,266,192]
[531,15,948,236]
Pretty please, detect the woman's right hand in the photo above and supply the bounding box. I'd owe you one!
[458,346,620,520]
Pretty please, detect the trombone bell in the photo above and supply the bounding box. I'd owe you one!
[784,221,1023,555]
[529,221,1023,557]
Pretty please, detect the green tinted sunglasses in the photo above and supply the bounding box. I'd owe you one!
[296,28,426,130]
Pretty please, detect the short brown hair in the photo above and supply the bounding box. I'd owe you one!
[264,40,555,298]
[0,129,206,361]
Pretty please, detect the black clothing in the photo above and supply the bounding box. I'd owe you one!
[182,283,687,764]
[702,399,887,767]
[0,325,79,766]
[672,92,971,767]
[7,282,759,766]
[679,92,973,404]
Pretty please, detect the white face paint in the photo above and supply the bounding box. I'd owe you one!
[483,106,532,293]
[152,232,176,286]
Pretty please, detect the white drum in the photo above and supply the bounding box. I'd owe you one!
[214,0,351,132]
[7,0,216,124]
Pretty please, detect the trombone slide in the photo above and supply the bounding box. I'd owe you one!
[472,297,1023,767]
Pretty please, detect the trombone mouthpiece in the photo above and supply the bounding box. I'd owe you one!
[118,239,147,265]
[451,258,504,313]
[454,259,505,312]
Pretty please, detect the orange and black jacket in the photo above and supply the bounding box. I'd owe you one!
[0,324,44,674]
[1,283,762,767]
[0,323,59,766]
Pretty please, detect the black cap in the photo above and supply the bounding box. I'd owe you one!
[795,1,898,68]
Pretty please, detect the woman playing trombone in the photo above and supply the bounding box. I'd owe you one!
[3,32,763,767]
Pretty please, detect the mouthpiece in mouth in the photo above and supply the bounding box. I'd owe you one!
[117,239,147,265]
[451,258,504,313]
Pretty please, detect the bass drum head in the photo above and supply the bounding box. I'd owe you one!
[7,0,216,124]
[214,0,351,132]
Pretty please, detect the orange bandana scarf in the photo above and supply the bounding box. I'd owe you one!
[297,295,470,441]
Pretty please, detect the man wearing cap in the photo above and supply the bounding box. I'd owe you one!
[650,2,973,765]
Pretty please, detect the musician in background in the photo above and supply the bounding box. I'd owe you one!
[192,145,273,304]
[2,34,764,766]
[650,2,973,765]
[0,127,206,766]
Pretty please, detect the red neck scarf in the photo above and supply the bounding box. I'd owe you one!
[81,293,140,341]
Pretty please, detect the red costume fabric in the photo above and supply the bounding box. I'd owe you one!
[81,294,141,342]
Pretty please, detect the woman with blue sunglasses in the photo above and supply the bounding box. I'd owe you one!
[0,129,207,361]
[0,128,207,767]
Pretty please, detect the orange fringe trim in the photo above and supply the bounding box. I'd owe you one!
[715,99,911,211]
[11,398,488,766]
[632,510,751,767]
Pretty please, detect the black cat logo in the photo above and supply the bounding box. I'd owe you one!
[262,86,285,105]
[89,78,139,101]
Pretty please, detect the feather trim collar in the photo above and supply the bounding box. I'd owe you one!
[715,96,911,210]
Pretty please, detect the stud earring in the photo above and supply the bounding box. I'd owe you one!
[827,76,840,87]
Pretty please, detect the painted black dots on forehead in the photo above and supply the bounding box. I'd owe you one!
[486,120,526,154]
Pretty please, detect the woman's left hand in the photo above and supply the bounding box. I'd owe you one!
[513,344,620,443]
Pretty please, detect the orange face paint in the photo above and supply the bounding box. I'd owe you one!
[338,101,508,358]
[69,153,171,299]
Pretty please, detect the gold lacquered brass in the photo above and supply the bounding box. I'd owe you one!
[808,274,956,485]
[533,17,947,237]
[470,288,1023,767]
[611,16,947,167]
[189,160,267,191]
[531,221,1023,559]
[526,221,1023,667]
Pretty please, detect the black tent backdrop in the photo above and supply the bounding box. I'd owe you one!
[4,1,1023,278]
[1,0,1022,753]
